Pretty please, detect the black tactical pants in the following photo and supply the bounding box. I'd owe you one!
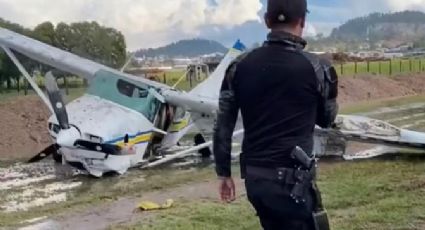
[245,175,315,230]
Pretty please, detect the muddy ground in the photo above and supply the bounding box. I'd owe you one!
[1,74,425,229]
[0,97,51,160]
[2,73,425,160]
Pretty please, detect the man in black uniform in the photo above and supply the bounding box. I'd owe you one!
[213,0,338,229]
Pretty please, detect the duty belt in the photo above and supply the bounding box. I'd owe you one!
[245,165,313,184]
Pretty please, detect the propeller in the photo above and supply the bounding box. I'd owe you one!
[45,71,69,130]
[28,144,59,163]
[28,72,80,163]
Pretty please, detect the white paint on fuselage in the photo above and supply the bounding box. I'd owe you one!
[48,94,154,176]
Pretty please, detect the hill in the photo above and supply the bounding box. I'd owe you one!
[330,11,425,43]
[134,39,227,58]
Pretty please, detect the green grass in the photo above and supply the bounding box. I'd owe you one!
[340,94,425,114]
[335,59,425,76]
[111,97,425,230]
[162,70,207,91]
[114,159,425,230]
[112,199,260,230]
[0,70,203,102]
[0,87,86,102]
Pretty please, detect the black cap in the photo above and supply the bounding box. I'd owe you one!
[266,0,308,25]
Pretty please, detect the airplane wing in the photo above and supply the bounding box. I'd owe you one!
[163,40,246,110]
[0,27,168,90]
[162,40,246,137]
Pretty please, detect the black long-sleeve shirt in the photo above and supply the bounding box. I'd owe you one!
[213,31,339,178]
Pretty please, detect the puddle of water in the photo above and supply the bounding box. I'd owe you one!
[386,113,425,123]
[0,161,83,213]
[344,146,399,160]
[3,193,67,213]
[401,120,425,129]
[0,175,56,191]
[1,181,83,213]
[18,220,60,230]
[361,103,425,116]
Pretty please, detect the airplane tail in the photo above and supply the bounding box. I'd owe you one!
[189,40,246,100]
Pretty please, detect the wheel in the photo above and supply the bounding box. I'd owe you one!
[53,150,62,163]
[194,134,212,158]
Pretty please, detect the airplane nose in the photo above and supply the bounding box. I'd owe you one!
[56,127,80,147]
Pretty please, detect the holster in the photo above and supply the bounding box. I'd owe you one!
[291,146,331,230]
[313,210,330,230]
[311,183,331,230]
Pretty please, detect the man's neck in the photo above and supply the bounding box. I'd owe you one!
[271,27,303,38]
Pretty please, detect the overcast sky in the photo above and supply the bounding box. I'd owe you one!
[1,0,425,50]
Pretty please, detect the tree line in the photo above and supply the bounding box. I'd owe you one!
[330,11,425,42]
[0,18,127,93]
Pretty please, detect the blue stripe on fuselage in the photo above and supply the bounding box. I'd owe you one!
[105,130,152,144]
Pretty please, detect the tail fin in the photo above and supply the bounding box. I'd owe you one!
[189,40,246,100]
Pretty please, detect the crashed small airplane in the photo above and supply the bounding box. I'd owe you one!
[1,27,425,177]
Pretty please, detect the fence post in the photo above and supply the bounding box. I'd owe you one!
[409,59,413,72]
[17,77,20,93]
[64,76,69,95]
[163,73,167,84]
[379,61,382,75]
[400,60,402,73]
[420,59,423,72]
[367,61,370,73]
[354,61,358,74]
[389,59,392,75]
[340,63,344,75]
[24,80,28,95]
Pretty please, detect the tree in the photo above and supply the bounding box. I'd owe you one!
[60,22,127,68]
[0,18,128,93]
[33,22,56,45]
[0,18,28,91]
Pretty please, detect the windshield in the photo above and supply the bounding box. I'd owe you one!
[87,70,160,122]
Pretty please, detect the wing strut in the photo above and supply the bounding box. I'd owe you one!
[145,129,244,168]
[1,46,53,113]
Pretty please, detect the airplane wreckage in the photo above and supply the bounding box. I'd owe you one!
[1,27,425,177]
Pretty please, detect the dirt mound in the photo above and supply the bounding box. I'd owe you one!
[0,96,51,160]
[338,73,425,104]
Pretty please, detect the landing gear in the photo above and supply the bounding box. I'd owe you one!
[194,133,212,158]
[53,150,62,163]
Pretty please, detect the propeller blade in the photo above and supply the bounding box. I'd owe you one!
[45,71,69,130]
[28,144,58,163]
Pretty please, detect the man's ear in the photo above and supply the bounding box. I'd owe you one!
[300,17,305,29]
[264,13,272,29]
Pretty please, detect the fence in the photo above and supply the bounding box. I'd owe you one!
[0,70,205,96]
[335,58,425,76]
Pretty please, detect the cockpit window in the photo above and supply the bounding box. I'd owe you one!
[87,70,160,122]
[117,79,148,98]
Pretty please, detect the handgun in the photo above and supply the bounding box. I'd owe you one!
[290,146,315,169]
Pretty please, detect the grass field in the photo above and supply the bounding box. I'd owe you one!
[113,159,425,230]
[340,94,425,114]
[335,58,425,76]
[111,96,425,230]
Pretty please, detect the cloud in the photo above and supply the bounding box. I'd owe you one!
[1,0,425,50]
[345,0,425,17]
[0,0,263,49]
[305,23,317,37]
